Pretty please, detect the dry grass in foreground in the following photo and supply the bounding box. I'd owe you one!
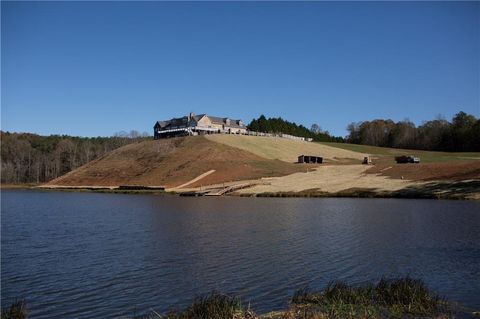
[1,299,27,319]
[132,278,458,319]
[3,278,467,319]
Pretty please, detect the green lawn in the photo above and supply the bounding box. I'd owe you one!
[319,142,480,163]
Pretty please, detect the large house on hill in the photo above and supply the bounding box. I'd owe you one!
[154,113,247,138]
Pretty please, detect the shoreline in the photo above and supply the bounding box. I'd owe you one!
[131,277,474,319]
[3,181,479,200]
[237,180,480,200]
[4,278,476,319]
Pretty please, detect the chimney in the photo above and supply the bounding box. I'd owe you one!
[188,112,195,122]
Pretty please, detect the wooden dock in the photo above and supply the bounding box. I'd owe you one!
[179,182,255,197]
[204,182,254,196]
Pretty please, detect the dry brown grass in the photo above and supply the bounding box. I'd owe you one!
[206,135,366,163]
[47,136,307,188]
[238,165,416,195]
[45,135,479,198]
[366,157,480,181]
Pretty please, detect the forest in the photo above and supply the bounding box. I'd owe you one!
[247,115,344,142]
[346,111,479,152]
[1,131,149,184]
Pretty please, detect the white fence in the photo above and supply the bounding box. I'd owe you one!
[246,131,312,142]
[155,127,312,142]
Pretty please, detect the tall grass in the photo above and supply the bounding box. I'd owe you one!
[135,278,454,318]
[164,292,250,319]
[290,277,451,318]
[1,299,27,319]
[3,279,457,319]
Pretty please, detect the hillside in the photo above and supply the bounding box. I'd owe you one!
[46,136,315,188]
[205,135,365,162]
[320,142,480,163]
[44,135,480,199]
[319,142,480,181]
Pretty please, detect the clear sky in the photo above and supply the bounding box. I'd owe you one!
[2,1,479,137]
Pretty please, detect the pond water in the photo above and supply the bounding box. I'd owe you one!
[2,190,480,318]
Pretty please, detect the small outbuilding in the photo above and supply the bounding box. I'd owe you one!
[298,155,323,164]
[395,155,420,164]
[362,156,372,165]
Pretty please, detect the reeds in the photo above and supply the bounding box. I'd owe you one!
[136,278,454,318]
[3,278,457,319]
[1,299,27,319]
[164,292,251,319]
[289,277,451,318]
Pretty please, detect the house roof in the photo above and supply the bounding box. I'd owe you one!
[155,114,246,129]
[155,116,189,129]
[207,116,245,128]
[192,114,206,122]
[208,116,226,125]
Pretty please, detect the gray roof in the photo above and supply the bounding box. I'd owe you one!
[191,114,206,122]
[208,116,226,125]
[207,116,246,128]
[155,113,246,129]
[155,116,190,129]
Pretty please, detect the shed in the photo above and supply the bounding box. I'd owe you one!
[298,155,323,164]
[395,155,420,164]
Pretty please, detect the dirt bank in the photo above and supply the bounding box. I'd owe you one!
[46,136,307,188]
[237,165,416,194]
[43,135,480,199]
[366,158,480,181]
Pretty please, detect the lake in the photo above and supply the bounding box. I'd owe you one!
[1,190,480,318]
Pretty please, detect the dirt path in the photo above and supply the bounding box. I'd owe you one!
[168,170,216,189]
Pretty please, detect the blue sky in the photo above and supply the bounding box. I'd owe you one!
[2,1,479,137]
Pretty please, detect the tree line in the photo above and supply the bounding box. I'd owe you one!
[1,130,150,184]
[2,111,478,185]
[346,111,480,152]
[247,115,344,142]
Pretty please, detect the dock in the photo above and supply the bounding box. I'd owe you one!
[179,182,256,197]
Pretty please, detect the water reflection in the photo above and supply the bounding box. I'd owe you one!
[2,191,479,318]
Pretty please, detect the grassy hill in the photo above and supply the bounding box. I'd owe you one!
[206,135,366,162]
[319,141,480,182]
[47,136,320,188]
[45,135,480,195]
[320,142,480,163]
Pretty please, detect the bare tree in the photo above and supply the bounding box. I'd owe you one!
[54,139,76,176]
[129,130,140,138]
[310,124,322,134]
[346,122,361,144]
[390,120,416,148]
[82,141,92,163]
